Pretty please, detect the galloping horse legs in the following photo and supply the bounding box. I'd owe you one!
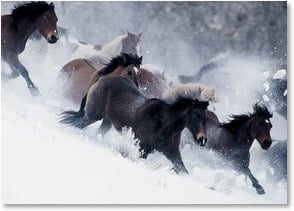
[159,133,189,174]
[97,118,112,136]
[9,56,40,96]
[244,168,265,195]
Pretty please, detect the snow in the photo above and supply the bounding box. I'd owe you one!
[1,37,287,204]
[1,2,288,204]
[273,69,286,79]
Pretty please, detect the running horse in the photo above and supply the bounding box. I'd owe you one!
[1,1,59,96]
[204,104,273,194]
[60,53,142,103]
[59,76,217,174]
[60,32,142,103]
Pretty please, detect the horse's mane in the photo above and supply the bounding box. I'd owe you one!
[170,97,209,112]
[99,53,142,75]
[100,34,126,59]
[161,83,219,103]
[12,1,54,22]
[220,103,273,132]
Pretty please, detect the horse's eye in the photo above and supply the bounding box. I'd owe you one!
[127,71,132,76]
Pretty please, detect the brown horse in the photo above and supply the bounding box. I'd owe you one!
[138,68,168,98]
[60,53,142,103]
[204,104,273,194]
[1,1,59,96]
[60,55,166,104]
[59,76,212,174]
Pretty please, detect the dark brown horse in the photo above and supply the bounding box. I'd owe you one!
[60,53,142,103]
[204,104,273,194]
[59,76,211,174]
[1,1,59,96]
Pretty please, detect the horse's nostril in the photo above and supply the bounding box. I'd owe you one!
[262,140,272,149]
[48,35,58,43]
[197,136,206,146]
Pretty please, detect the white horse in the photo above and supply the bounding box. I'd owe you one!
[67,31,142,64]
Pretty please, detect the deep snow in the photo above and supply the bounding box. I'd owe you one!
[1,35,287,204]
[1,1,288,204]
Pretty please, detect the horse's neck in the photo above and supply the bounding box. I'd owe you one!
[101,35,125,59]
[13,17,37,46]
[233,125,254,150]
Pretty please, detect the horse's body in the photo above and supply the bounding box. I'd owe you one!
[61,59,169,104]
[1,1,59,96]
[138,68,167,98]
[60,53,142,104]
[59,76,215,174]
[203,105,273,194]
[67,31,141,64]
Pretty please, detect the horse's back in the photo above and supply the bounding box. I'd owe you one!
[60,58,97,104]
[88,76,146,128]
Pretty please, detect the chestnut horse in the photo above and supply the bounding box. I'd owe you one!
[204,104,273,194]
[59,76,215,174]
[61,63,168,104]
[1,1,59,96]
[60,53,142,103]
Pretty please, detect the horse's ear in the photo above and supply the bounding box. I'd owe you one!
[127,30,131,36]
[49,2,55,8]
[138,32,142,38]
[139,56,143,64]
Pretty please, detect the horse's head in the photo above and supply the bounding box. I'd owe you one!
[35,3,59,44]
[248,104,273,150]
[121,31,142,55]
[120,53,142,88]
[186,100,209,147]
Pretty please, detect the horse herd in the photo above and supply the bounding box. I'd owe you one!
[1,2,283,195]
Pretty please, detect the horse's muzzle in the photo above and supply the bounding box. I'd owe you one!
[47,34,59,44]
[261,139,272,150]
[196,132,207,146]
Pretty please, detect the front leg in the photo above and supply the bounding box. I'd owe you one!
[159,133,188,174]
[9,57,40,96]
[243,168,265,195]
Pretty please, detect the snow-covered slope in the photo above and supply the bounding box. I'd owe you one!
[1,35,287,204]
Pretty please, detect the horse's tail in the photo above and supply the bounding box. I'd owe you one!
[59,95,88,128]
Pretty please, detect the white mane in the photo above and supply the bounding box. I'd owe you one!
[100,34,126,59]
[161,83,220,103]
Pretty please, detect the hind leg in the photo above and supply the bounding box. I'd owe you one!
[97,118,112,136]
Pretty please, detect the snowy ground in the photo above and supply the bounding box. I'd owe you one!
[1,35,288,204]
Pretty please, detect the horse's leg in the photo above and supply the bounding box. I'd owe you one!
[160,133,188,174]
[97,118,112,136]
[243,168,265,195]
[9,56,40,96]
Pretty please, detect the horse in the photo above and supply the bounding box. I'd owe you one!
[60,53,142,104]
[203,104,273,194]
[67,31,141,63]
[1,1,59,96]
[138,68,168,98]
[59,76,217,174]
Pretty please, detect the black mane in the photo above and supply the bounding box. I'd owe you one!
[170,98,209,111]
[220,103,272,132]
[99,53,142,75]
[12,1,54,22]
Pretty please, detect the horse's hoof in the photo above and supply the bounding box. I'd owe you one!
[29,87,41,96]
[256,187,266,195]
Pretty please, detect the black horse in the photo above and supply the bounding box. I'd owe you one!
[204,104,273,194]
[59,76,211,174]
[1,1,59,96]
